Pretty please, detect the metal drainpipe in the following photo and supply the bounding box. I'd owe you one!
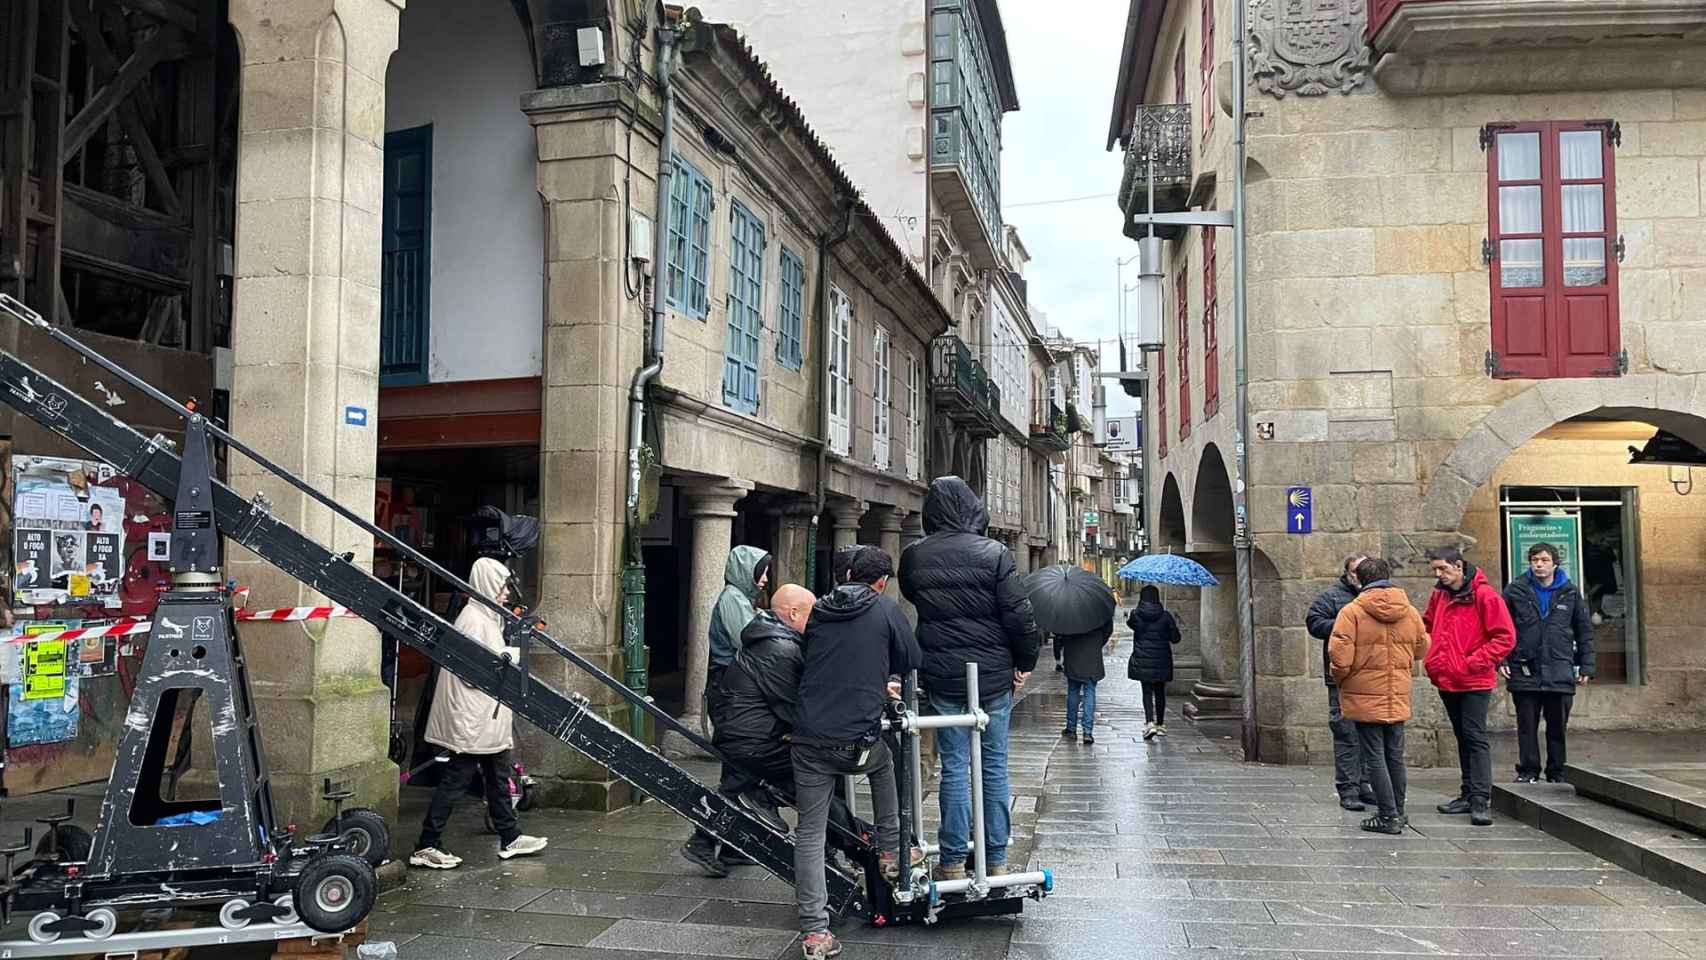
[1232,0,1258,761]
[621,17,680,742]
[808,200,855,589]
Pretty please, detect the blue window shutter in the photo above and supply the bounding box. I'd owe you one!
[778,247,804,370]
[724,201,765,413]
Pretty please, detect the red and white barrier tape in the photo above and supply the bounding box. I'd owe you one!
[234,605,360,623]
[12,605,358,644]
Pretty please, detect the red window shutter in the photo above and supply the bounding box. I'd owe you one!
[1203,225,1219,418]
[1157,348,1168,459]
[1176,270,1191,440]
[1174,43,1185,104]
[1200,0,1215,142]
[1487,121,1620,379]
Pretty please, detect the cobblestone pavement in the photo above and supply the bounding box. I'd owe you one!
[371,619,1706,960]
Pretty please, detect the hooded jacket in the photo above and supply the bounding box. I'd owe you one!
[1060,620,1113,684]
[1306,577,1361,687]
[1422,565,1516,693]
[1328,584,1430,724]
[424,557,516,755]
[710,545,771,675]
[898,477,1041,703]
[1125,601,1181,683]
[1502,570,1594,695]
[715,611,804,758]
[794,583,922,747]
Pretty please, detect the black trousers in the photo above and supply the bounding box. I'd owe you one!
[1440,690,1492,805]
[1141,682,1167,724]
[418,751,519,850]
[1328,685,1372,800]
[1355,721,1407,819]
[1513,691,1573,780]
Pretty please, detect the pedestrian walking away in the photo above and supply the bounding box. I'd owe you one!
[1126,585,1181,741]
[899,476,1041,881]
[791,547,921,960]
[1059,616,1114,745]
[1502,542,1594,784]
[1422,546,1516,826]
[1308,553,1376,810]
[1328,557,1429,836]
[411,557,548,869]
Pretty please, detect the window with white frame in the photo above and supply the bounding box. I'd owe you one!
[905,353,922,480]
[873,324,892,469]
[828,286,853,455]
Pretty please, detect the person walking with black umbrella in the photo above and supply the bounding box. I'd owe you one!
[1022,564,1118,745]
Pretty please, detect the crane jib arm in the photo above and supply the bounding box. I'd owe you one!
[0,349,869,919]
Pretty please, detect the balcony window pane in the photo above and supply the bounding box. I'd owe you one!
[1497,132,1540,181]
[1564,238,1607,287]
[1562,184,1604,233]
[1499,185,1542,234]
[1500,239,1543,288]
[1560,130,1603,179]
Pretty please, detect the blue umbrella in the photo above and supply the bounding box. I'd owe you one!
[1116,554,1220,587]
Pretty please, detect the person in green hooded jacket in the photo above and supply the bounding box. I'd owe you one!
[682,544,772,876]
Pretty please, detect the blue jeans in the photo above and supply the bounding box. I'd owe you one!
[929,689,1012,868]
[1066,679,1097,734]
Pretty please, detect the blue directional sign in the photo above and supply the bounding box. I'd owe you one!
[1287,487,1313,535]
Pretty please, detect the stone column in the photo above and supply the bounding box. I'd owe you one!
[225,0,401,827]
[1185,552,1243,721]
[873,506,905,599]
[677,480,753,744]
[898,510,926,625]
[769,497,818,588]
[828,498,866,551]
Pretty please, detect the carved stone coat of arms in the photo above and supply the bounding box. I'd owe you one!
[1249,0,1371,98]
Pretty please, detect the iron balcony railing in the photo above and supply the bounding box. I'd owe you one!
[930,334,1002,436]
[1029,399,1070,451]
[1117,103,1193,214]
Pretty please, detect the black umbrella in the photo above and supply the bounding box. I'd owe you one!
[1023,564,1117,635]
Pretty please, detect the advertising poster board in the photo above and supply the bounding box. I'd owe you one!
[1506,512,1584,587]
[12,457,124,609]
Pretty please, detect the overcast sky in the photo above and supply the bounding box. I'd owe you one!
[999,0,1139,416]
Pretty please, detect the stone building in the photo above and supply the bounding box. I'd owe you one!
[1108,0,1706,759]
[1,0,960,818]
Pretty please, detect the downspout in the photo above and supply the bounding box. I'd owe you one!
[1232,0,1258,761]
[808,199,856,589]
[621,14,680,741]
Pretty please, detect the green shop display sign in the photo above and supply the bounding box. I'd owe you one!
[1505,512,1582,587]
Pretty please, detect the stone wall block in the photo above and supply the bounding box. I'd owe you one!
[1352,443,1418,483]
[1356,482,1420,531]
[1654,219,1706,268]
[1369,324,1459,378]
[1421,468,1478,532]
[1439,424,1512,489]
[1620,157,1702,220]
[1320,131,1408,179]
[1601,373,1664,411]
[1534,378,1608,424]
[1479,385,1552,448]
[1377,175,1484,227]
[1373,225,1473,275]
[1649,325,1706,374]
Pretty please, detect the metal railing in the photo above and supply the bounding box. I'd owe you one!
[1118,103,1192,214]
[930,334,1000,417]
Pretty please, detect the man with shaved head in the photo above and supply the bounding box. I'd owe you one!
[684,582,830,875]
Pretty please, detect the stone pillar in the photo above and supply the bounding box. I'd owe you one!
[520,82,647,808]
[225,0,401,827]
[897,510,926,625]
[1013,538,1032,575]
[677,480,753,744]
[828,498,866,551]
[873,506,905,600]
[1185,552,1243,721]
[769,497,818,588]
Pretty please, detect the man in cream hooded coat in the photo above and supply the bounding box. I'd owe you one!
[410,557,548,869]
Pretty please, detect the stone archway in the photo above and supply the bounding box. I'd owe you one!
[1190,442,1235,550]
[1185,443,1241,721]
[1156,472,1187,551]
[1420,374,1706,532]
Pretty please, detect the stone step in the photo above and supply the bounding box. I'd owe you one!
[1564,763,1706,837]
[1493,779,1706,905]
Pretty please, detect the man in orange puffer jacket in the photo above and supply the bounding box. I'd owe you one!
[1422,546,1516,826]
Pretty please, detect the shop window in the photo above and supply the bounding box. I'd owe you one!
[723,201,764,414]
[1499,485,1641,684]
[381,125,432,385]
[1486,122,1621,379]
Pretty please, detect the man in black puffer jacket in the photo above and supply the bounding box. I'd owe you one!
[1307,553,1375,811]
[1501,542,1593,784]
[899,476,1040,880]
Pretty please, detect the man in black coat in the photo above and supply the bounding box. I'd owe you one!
[792,548,921,960]
[898,476,1040,880]
[1307,553,1376,811]
[682,584,821,877]
[1501,542,1593,783]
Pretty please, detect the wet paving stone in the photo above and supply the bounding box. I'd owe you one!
[372,904,615,946]
[393,934,533,960]
[519,889,706,922]
[585,918,797,959]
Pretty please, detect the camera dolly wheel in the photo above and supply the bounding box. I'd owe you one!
[219,898,253,930]
[274,893,299,925]
[26,911,60,944]
[294,852,377,933]
[320,807,390,868]
[84,907,118,940]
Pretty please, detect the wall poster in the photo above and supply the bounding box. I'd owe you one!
[12,457,125,609]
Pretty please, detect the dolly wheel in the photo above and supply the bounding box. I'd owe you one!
[273,894,299,926]
[294,853,377,933]
[84,908,118,940]
[320,807,389,868]
[219,898,252,930]
[27,911,60,944]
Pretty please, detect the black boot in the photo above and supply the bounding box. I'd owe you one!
[681,832,729,878]
[1437,796,1471,815]
[1470,801,1493,827]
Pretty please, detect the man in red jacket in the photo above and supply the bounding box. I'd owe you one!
[1422,546,1516,826]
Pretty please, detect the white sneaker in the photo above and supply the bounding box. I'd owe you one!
[1155,724,1168,737]
[409,847,461,870]
[1142,723,1157,741]
[498,835,549,859]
